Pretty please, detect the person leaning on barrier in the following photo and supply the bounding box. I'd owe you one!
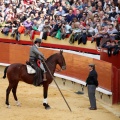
[86,63,98,110]
[29,38,47,86]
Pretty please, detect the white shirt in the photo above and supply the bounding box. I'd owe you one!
[4,0,10,4]
[65,24,72,33]
[38,22,45,32]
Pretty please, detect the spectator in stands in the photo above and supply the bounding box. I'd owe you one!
[16,22,25,41]
[107,24,118,40]
[86,24,95,37]
[86,18,94,28]
[109,7,117,21]
[75,9,82,21]
[1,23,11,36]
[23,18,33,36]
[113,20,120,39]
[102,40,119,56]
[56,6,65,16]
[116,13,120,24]
[63,21,72,38]
[86,63,98,110]
[42,20,51,40]
[11,23,18,38]
[5,9,14,23]
[111,40,120,55]
[102,40,112,56]
[50,21,62,37]
[81,12,88,21]
[91,25,106,50]
[66,9,76,23]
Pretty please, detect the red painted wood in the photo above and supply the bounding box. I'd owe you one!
[118,69,120,103]
[100,48,120,69]
[112,66,119,104]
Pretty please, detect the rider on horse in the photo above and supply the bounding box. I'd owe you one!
[29,38,47,86]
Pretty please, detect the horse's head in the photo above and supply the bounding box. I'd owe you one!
[57,50,66,70]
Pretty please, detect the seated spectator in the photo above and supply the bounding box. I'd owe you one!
[86,24,95,37]
[102,40,112,56]
[5,9,14,23]
[42,20,51,40]
[116,13,120,24]
[102,40,119,56]
[55,6,65,16]
[86,18,94,28]
[78,27,88,45]
[50,21,62,37]
[16,22,26,41]
[113,41,120,55]
[113,20,120,39]
[69,22,81,44]
[65,9,76,24]
[109,7,117,21]
[10,23,18,38]
[107,24,118,40]
[81,12,87,21]
[87,1,92,11]
[60,21,72,39]
[37,17,45,32]
[75,9,82,21]
[22,18,33,36]
[29,19,39,40]
[29,13,35,21]
[1,23,11,36]
[101,18,109,27]
[64,22,72,35]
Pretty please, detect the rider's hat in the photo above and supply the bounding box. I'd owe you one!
[35,38,42,43]
[89,63,95,67]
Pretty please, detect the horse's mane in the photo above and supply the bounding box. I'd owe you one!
[46,53,58,61]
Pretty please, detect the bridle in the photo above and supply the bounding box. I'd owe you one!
[45,54,65,72]
[46,61,62,72]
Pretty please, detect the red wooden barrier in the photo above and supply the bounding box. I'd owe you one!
[100,48,120,69]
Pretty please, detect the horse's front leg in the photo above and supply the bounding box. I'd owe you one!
[43,82,51,110]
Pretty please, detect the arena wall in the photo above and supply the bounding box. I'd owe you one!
[100,48,120,69]
[0,42,119,104]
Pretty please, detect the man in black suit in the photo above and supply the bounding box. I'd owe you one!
[86,63,98,110]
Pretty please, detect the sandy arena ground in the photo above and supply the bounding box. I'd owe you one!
[0,72,120,120]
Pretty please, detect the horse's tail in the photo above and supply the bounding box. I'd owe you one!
[3,66,9,79]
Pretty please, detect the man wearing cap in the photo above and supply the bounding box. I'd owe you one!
[86,63,98,110]
[29,38,47,86]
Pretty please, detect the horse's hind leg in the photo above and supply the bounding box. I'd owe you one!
[6,84,13,108]
[12,82,20,106]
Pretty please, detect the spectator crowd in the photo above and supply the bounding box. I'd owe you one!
[0,0,120,55]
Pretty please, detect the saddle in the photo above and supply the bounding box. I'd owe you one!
[26,61,36,74]
[26,61,44,86]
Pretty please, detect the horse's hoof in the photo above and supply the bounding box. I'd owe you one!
[45,104,51,110]
[6,105,11,109]
[15,101,21,107]
[43,103,51,110]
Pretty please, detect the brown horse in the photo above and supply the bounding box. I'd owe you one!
[3,50,66,109]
